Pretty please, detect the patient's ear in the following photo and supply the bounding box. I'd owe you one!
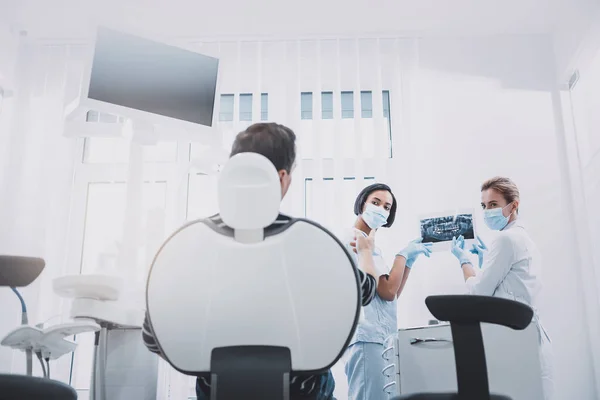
[279,170,292,199]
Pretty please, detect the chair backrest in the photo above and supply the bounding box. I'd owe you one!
[426,295,533,330]
[146,153,361,399]
[0,374,77,400]
[425,295,533,400]
[0,256,45,287]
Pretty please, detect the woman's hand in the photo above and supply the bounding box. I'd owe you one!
[396,238,433,268]
[469,236,487,268]
[350,229,376,254]
[350,230,379,281]
[451,235,472,266]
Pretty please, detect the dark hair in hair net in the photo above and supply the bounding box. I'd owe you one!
[353,183,397,228]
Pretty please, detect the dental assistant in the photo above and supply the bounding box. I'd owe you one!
[344,183,432,400]
[451,176,553,400]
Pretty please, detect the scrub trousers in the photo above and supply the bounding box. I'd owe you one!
[344,342,387,400]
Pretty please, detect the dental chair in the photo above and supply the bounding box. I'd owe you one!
[0,255,78,400]
[393,295,534,400]
[146,153,362,399]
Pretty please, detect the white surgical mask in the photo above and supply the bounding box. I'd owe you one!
[484,203,514,231]
[361,203,389,230]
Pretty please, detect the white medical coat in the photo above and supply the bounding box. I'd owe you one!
[466,219,553,399]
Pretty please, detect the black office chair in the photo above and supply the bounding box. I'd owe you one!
[0,374,78,400]
[394,295,534,400]
[0,255,78,400]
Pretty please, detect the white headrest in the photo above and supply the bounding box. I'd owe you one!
[218,153,280,231]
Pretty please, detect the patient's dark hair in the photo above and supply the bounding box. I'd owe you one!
[230,123,297,172]
[353,183,397,228]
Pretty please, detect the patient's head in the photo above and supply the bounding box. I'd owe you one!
[230,123,297,198]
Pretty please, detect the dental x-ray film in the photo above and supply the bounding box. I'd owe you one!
[419,209,476,251]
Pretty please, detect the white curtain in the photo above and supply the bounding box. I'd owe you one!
[0,43,79,380]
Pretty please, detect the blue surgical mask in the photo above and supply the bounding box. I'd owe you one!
[484,203,514,231]
[362,203,389,230]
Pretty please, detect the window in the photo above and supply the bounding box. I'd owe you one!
[186,173,219,220]
[71,181,167,393]
[79,181,167,274]
[82,138,130,164]
[341,91,354,119]
[321,92,333,119]
[361,91,373,118]
[383,90,392,157]
[304,177,376,229]
[219,94,234,122]
[82,139,178,164]
[301,92,313,120]
[82,110,178,164]
[80,183,127,275]
[383,90,391,119]
[261,93,268,121]
[239,94,252,121]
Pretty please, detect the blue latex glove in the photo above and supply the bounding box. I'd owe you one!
[469,236,487,268]
[451,235,471,266]
[397,238,433,268]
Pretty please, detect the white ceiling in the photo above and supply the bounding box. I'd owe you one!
[0,0,577,40]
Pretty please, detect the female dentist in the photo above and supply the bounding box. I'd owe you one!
[450,176,553,399]
[344,183,432,400]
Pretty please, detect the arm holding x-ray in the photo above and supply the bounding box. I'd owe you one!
[451,234,515,296]
[376,238,432,301]
[387,238,433,300]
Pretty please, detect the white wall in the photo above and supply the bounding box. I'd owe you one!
[374,35,597,400]
[553,0,600,81]
[0,42,80,379]
[570,49,600,273]
[395,34,561,322]
[551,1,600,396]
[561,43,600,395]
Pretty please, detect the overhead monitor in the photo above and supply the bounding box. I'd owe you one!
[71,27,221,142]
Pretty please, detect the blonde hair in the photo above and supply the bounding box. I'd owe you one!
[481,176,520,211]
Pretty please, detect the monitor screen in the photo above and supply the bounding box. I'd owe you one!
[88,27,219,127]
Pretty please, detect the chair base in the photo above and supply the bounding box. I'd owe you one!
[0,374,77,400]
